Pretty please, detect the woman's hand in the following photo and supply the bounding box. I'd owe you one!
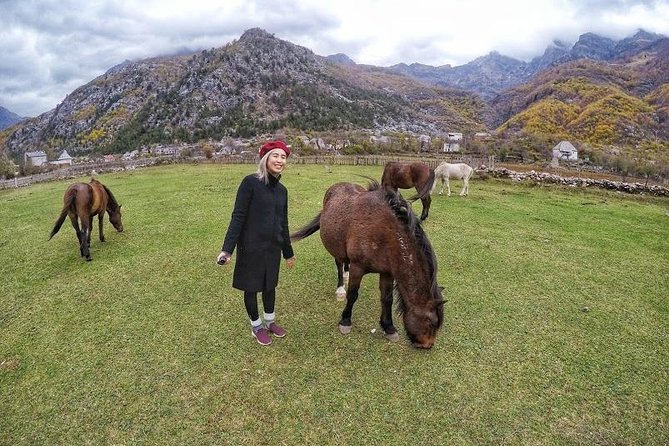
[217,251,232,265]
[285,256,296,269]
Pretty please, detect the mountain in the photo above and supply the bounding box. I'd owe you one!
[0,28,667,160]
[388,29,667,100]
[0,106,24,130]
[490,39,669,145]
[0,28,489,157]
[326,53,356,65]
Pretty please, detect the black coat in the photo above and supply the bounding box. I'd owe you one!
[222,173,294,292]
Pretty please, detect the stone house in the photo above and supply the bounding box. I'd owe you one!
[24,150,48,166]
[51,150,73,166]
[552,141,578,161]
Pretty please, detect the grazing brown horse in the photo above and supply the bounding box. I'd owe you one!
[49,178,123,261]
[291,181,444,349]
[381,161,435,221]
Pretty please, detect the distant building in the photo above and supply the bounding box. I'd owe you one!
[443,132,463,152]
[51,150,73,166]
[442,143,460,153]
[24,150,47,166]
[552,141,578,161]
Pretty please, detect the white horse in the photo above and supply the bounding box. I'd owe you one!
[432,162,474,196]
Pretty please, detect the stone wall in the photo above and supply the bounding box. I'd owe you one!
[482,167,669,197]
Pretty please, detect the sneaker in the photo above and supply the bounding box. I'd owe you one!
[251,326,272,346]
[267,321,286,338]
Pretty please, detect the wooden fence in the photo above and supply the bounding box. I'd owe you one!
[290,154,494,169]
[0,154,494,190]
[0,156,177,190]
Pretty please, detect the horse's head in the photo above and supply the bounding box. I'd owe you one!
[403,286,444,349]
[109,205,123,232]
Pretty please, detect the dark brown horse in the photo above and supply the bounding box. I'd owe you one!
[49,178,123,261]
[381,161,435,221]
[291,181,444,348]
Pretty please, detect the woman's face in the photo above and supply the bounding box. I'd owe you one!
[266,150,287,176]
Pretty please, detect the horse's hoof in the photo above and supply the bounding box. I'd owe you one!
[338,324,352,334]
[86,257,92,262]
[383,331,400,342]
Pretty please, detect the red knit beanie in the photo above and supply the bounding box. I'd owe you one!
[258,140,291,158]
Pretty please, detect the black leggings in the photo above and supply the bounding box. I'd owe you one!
[243,289,276,321]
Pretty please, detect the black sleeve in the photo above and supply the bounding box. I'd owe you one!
[221,176,253,253]
[281,188,294,259]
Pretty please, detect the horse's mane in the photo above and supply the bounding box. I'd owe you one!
[378,185,440,314]
[102,184,120,212]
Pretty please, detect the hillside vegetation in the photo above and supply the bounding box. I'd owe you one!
[0,28,667,175]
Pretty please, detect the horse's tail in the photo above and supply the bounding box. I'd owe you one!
[417,168,436,199]
[462,165,476,180]
[430,166,442,195]
[49,189,76,240]
[290,212,321,242]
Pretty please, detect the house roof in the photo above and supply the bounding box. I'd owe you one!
[58,150,72,160]
[553,141,577,153]
[25,150,47,157]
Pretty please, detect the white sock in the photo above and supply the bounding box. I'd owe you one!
[250,318,262,330]
[264,312,275,325]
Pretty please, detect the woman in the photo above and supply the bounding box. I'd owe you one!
[217,140,296,346]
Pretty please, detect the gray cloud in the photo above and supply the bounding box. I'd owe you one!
[1,0,667,117]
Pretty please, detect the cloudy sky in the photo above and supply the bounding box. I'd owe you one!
[2,0,669,117]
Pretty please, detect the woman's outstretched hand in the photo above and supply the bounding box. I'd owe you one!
[217,251,232,265]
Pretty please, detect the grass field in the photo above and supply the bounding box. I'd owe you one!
[1,163,668,445]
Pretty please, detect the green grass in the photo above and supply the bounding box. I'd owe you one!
[1,164,668,445]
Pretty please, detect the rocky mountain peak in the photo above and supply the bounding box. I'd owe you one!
[571,32,616,60]
[239,27,276,42]
[326,53,356,65]
[0,105,25,130]
[614,28,666,56]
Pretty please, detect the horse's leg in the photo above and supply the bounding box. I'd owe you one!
[98,212,105,241]
[81,216,92,261]
[338,265,363,334]
[438,176,445,195]
[68,213,84,257]
[335,259,346,301]
[379,273,399,342]
[446,176,452,196]
[88,216,94,244]
[419,195,431,221]
[462,173,471,196]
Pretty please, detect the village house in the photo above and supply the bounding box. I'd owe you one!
[443,132,463,152]
[24,150,48,166]
[50,150,73,166]
[552,141,578,161]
